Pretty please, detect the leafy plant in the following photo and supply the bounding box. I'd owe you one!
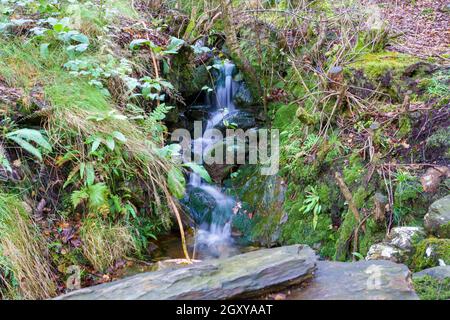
[183,162,212,183]
[71,183,109,211]
[32,17,90,55]
[129,36,184,57]
[299,185,322,230]
[5,128,52,161]
[63,57,133,95]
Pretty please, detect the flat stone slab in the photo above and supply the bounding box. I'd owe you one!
[285,260,418,300]
[56,245,316,300]
[414,266,450,281]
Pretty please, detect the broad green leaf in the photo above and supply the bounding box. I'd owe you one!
[129,39,150,50]
[105,136,115,151]
[91,137,101,153]
[112,131,127,143]
[40,43,50,59]
[6,128,52,151]
[183,162,212,183]
[7,136,42,160]
[85,163,95,186]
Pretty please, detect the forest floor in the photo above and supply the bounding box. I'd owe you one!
[370,0,450,59]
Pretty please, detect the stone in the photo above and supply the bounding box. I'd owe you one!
[424,195,450,238]
[386,226,425,251]
[233,83,254,108]
[150,259,202,272]
[213,110,256,133]
[420,167,449,193]
[285,260,418,300]
[181,186,218,225]
[366,227,425,263]
[413,266,450,281]
[366,243,406,263]
[55,245,317,300]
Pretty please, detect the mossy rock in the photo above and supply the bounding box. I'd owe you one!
[424,195,450,238]
[167,45,212,97]
[410,238,450,271]
[226,165,287,246]
[345,51,437,102]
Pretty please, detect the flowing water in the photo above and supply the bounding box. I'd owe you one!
[184,61,242,259]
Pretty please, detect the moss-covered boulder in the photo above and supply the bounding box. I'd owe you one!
[225,166,287,246]
[410,238,450,272]
[167,45,212,98]
[345,51,437,102]
[233,82,254,108]
[424,195,450,238]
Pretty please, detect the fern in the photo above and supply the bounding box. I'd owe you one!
[5,129,52,161]
[301,134,320,153]
[299,186,322,230]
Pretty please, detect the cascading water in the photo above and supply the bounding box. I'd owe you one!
[185,61,241,259]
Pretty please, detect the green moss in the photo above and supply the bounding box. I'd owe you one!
[280,180,339,258]
[272,102,300,130]
[410,238,450,271]
[348,51,418,80]
[296,105,318,125]
[426,127,450,159]
[413,275,450,300]
[335,212,383,261]
[227,166,286,246]
[343,153,366,187]
[281,204,336,258]
[398,115,412,139]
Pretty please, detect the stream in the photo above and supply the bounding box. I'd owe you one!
[182,61,244,259]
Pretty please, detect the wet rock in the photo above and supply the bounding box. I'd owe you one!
[424,195,450,238]
[204,162,235,183]
[181,187,217,225]
[366,227,425,263]
[185,104,213,121]
[233,83,253,108]
[55,245,317,300]
[286,260,418,300]
[167,46,211,97]
[413,266,450,281]
[213,110,256,133]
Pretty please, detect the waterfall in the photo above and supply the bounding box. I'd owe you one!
[185,61,241,259]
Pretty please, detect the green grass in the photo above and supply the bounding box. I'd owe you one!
[0,193,56,299]
[413,275,450,300]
